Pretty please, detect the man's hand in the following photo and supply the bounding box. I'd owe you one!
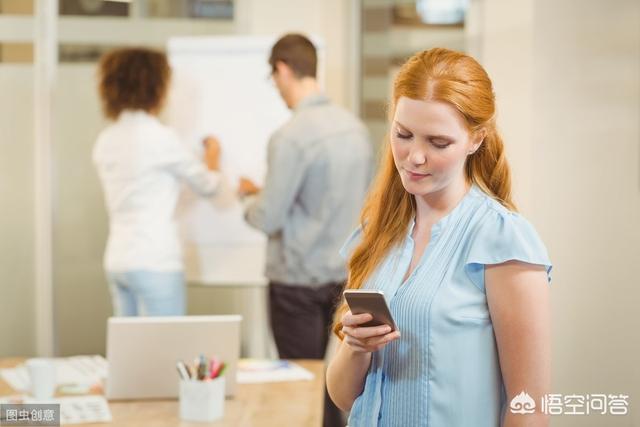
[238,177,261,197]
[203,136,221,171]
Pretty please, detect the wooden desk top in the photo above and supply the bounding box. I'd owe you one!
[0,358,324,427]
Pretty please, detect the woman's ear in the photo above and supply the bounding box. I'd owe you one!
[469,128,487,154]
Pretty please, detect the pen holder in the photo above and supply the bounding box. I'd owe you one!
[179,376,225,422]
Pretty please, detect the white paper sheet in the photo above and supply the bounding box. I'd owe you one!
[236,359,315,384]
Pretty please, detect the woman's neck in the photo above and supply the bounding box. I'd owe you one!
[413,179,470,230]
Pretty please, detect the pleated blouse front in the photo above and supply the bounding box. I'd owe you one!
[342,185,553,427]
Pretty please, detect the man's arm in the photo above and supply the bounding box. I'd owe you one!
[242,136,306,235]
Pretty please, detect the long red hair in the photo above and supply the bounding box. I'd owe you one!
[332,48,515,338]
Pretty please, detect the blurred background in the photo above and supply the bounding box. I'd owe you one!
[0,1,638,426]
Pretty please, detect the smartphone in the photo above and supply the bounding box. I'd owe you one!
[343,289,397,331]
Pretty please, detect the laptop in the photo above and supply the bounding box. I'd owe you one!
[106,315,241,400]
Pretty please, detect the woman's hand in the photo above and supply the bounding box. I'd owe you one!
[328,311,395,411]
[203,136,221,171]
[341,311,400,353]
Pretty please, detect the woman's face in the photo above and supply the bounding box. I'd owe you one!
[390,97,482,198]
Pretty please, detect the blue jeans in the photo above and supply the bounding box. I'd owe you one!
[107,270,186,316]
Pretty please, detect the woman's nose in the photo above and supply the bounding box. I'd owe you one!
[409,147,427,165]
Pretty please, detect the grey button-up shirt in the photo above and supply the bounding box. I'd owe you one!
[244,94,373,286]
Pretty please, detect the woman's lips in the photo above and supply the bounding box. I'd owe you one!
[406,170,431,180]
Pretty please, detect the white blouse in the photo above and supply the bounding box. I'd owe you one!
[93,110,219,272]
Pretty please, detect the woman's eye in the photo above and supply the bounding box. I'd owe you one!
[395,131,412,139]
[431,140,451,149]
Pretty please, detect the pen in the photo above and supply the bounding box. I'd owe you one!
[176,360,190,380]
[186,364,194,379]
[216,364,227,379]
[197,355,208,380]
[209,358,221,379]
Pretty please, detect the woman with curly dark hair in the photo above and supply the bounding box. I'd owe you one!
[93,47,221,316]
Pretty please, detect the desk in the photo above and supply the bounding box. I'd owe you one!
[0,358,324,427]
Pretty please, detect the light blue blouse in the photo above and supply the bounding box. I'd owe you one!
[340,185,552,427]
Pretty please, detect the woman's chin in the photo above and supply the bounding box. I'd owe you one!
[401,180,433,197]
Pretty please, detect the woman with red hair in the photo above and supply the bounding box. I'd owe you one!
[327,48,552,426]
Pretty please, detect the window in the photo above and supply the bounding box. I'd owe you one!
[0,0,33,15]
[59,0,233,20]
[0,43,33,63]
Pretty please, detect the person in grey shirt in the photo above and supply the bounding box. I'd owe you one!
[238,34,372,427]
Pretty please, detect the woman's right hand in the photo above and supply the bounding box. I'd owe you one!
[203,136,221,171]
[341,310,400,353]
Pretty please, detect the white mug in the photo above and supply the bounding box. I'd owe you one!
[26,358,56,399]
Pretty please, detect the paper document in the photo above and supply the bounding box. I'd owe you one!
[0,355,108,392]
[55,395,112,425]
[236,359,315,384]
[0,395,112,425]
[0,367,29,392]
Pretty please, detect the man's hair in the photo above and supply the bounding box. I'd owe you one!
[98,47,171,119]
[269,33,317,79]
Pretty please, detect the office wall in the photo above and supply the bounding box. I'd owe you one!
[480,0,535,212]
[0,66,36,356]
[532,0,640,425]
[52,65,111,356]
[480,0,639,425]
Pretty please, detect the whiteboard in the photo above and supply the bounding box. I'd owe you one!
[165,36,322,286]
